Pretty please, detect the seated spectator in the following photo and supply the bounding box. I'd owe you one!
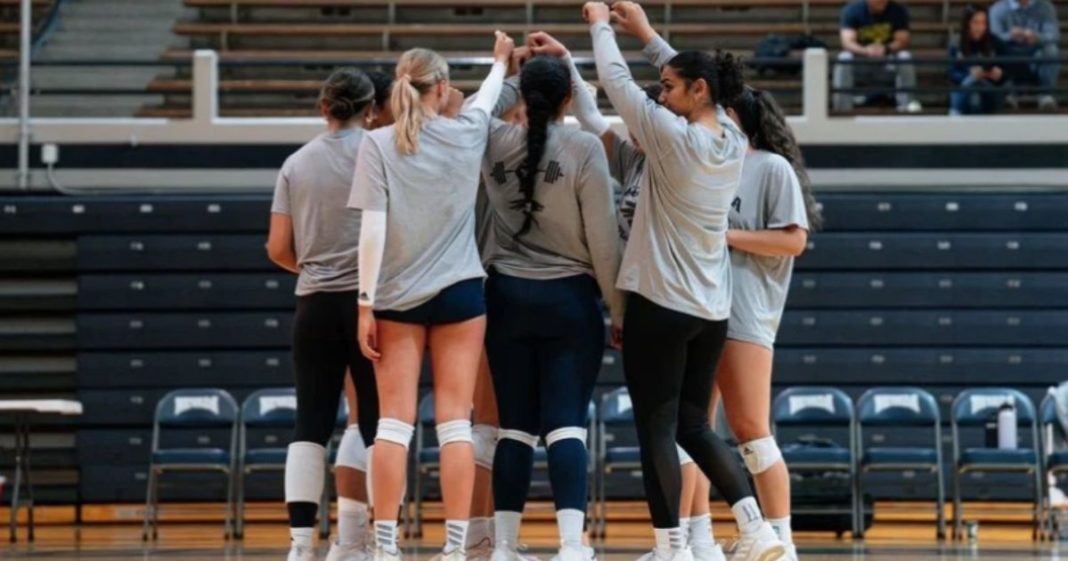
[949,5,1009,115]
[833,0,922,113]
[989,0,1060,111]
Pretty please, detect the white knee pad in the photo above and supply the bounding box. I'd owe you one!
[545,427,587,448]
[676,444,694,466]
[376,418,415,449]
[285,441,326,504]
[336,424,369,472]
[738,436,782,475]
[498,428,538,448]
[472,424,499,469]
[436,419,473,447]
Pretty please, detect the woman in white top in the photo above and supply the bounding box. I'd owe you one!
[543,4,784,561]
[349,33,515,561]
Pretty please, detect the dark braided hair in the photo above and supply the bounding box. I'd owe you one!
[319,67,375,122]
[727,87,823,230]
[666,49,745,107]
[513,56,570,239]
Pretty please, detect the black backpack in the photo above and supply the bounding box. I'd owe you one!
[752,33,828,76]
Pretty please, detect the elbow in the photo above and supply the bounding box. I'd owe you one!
[789,230,809,257]
[266,243,293,268]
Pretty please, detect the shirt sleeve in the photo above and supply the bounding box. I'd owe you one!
[763,157,810,231]
[988,2,1013,42]
[591,21,689,174]
[840,2,861,29]
[575,136,626,327]
[468,61,508,117]
[891,2,910,31]
[270,162,291,215]
[348,135,389,212]
[566,55,610,136]
[641,34,679,70]
[465,74,521,118]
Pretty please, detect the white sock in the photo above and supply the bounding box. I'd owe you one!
[557,509,585,548]
[290,526,314,548]
[768,516,792,545]
[494,511,522,548]
[679,517,691,544]
[731,497,764,535]
[654,527,686,556]
[375,520,399,554]
[445,519,469,553]
[689,514,716,548]
[338,497,369,546]
[466,517,493,548]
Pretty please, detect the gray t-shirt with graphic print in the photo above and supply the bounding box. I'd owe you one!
[727,150,810,348]
[271,128,365,296]
[608,133,645,242]
[348,106,491,312]
[480,121,625,326]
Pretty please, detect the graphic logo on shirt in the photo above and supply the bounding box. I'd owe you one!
[858,22,893,45]
[359,292,370,302]
[489,160,565,185]
[731,196,742,212]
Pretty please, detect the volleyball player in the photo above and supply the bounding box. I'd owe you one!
[682,88,822,561]
[560,3,785,560]
[349,32,515,561]
[477,51,624,561]
[267,68,381,561]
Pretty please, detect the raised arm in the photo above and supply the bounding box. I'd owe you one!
[467,31,516,116]
[527,30,620,163]
[584,1,685,162]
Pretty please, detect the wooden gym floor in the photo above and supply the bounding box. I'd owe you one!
[4,502,1066,560]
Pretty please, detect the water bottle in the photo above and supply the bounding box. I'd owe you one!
[998,402,1017,450]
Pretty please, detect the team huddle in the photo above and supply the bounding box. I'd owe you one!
[266,3,822,561]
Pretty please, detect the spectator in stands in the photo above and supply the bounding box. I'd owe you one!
[989,0,1060,110]
[949,5,1009,115]
[833,0,922,113]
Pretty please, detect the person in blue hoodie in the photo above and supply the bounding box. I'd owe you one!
[989,0,1060,110]
[948,5,1009,115]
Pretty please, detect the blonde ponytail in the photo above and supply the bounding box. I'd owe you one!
[390,48,449,155]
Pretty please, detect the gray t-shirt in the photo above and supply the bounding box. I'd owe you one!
[608,133,646,242]
[348,106,491,312]
[594,22,748,321]
[271,128,365,296]
[475,181,495,266]
[481,121,625,325]
[727,150,810,348]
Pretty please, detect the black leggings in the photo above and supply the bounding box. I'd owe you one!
[289,291,378,527]
[622,293,753,529]
[292,290,378,448]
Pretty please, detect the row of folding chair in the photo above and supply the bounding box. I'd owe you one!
[140,384,1065,542]
[140,387,348,540]
[595,385,1060,541]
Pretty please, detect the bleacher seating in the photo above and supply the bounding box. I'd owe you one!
[129,0,1068,117]
[0,0,54,60]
